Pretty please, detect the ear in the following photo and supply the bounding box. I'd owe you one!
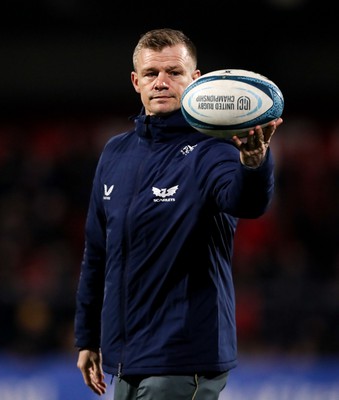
[131,71,141,93]
[192,69,201,80]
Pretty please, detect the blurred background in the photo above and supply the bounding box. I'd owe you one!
[0,0,338,399]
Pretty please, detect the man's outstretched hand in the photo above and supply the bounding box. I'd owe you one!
[232,118,283,168]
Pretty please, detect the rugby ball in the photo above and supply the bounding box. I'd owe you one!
[181,69,284,138]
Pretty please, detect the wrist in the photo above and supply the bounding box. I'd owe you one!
[78,347,100,352]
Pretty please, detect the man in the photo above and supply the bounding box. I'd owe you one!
[75,28,283,399]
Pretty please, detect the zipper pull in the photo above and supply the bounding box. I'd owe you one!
[118,362,123,382]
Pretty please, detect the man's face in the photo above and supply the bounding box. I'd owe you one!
[131,44,200,116]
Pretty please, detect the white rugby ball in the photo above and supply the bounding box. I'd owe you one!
[181,69,284,139]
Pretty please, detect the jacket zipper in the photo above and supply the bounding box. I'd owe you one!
[117,362,123,381]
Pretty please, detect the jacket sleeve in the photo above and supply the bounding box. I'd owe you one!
[74,156,106,349]
[206,142,275,218]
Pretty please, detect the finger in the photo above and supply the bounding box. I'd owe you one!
[262,120,277,144]
[87,369,107,395]
[89,380,107,396]
[91,360,107,393]
[77,350,107,395]
[247,131,256,149]
[267,118,282,142]
[275,117,283,127]
[232,135,243,149]
[81,368,100,393]
[253,125,265,145]
[79,363,106,395]
[92,366,107,388]
[82,371,92,387]
[91,379,107,395]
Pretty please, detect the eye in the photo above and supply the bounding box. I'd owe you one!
[145,72,157,78]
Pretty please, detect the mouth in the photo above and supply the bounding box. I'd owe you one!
[151,91,174,99]
[152,95,171,100]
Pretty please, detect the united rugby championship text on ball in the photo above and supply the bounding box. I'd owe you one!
[196,95,251,110]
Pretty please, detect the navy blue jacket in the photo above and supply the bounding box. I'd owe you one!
[75,109,274,377]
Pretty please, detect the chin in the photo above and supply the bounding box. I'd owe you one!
[152,104,179,116]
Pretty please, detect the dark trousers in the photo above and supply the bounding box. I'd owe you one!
[113,372,229,400]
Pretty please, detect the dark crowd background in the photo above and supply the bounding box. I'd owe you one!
[0,0,338,358]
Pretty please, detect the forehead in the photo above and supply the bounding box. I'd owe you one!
[135,44,193,71]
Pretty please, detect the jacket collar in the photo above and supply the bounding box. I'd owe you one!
[133,108,197,140]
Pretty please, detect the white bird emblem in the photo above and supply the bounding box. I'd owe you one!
[152,185,179,198]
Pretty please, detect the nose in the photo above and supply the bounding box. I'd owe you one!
[154,74,169,90]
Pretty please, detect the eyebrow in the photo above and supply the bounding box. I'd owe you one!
[142,65,182,74]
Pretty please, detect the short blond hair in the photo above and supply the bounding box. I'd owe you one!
[133,28,198,70]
